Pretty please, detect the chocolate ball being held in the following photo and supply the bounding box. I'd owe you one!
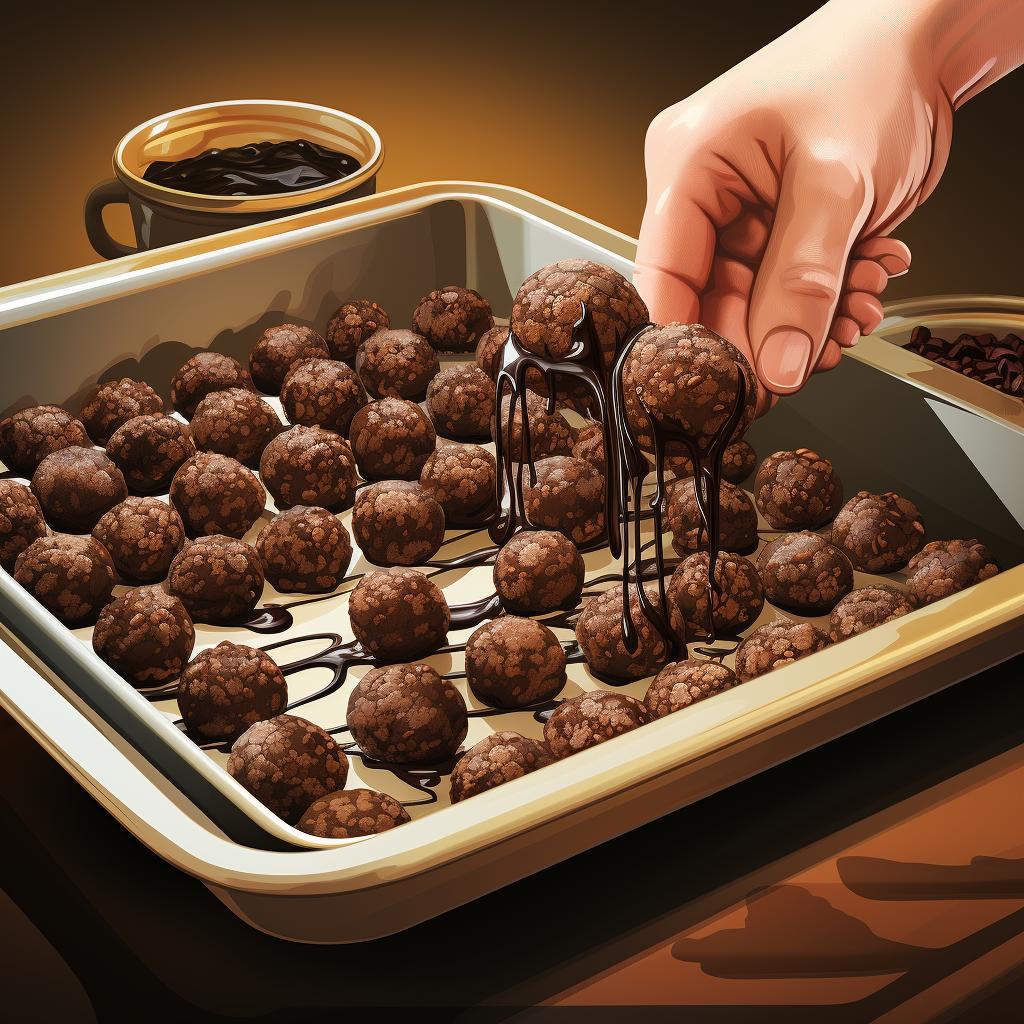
[664,476,758,555]
[169,452,265,538]
[177,641,287,742]
[79,378,163,446]
[666,438,757,484]
[347,662,468,764]
[831,490,926,572]
[167,535,264,624]
[426,363,495,440]
[92,497,185,582]
[31,446,128,533]
[466,617,567,709]
[757,531,854,614]
[227,714,348,824]
[0,480,46,570]
[511,259,649,374]
[255,506,352,593]
[419,443,496,523]
[754,448,843,530]
[348,568,449,662]
[493,529,584,615]
[829,585,914,642]
[14,534,115,626]
[280,358,367,436]
[170,352,251,418]
[325,298,390,363]
[106,414,196,494]
[349,398,436,481]
[575,583,671,682]
[188,388,282,467]
[734,619,831,682]
[544,690,652,759]
[249,324,329,393]
[355,328,439,401]
[297,788,411,839]
[491,390,575,461]
[0,405,91,476]
[450,732,554,803]
[259,425,355,512]
[93,586,195,688]
[667,551,764,637]
[352,480,445,567]
[644,660,738,719]
[412,285,495,353]
[523,455,605,544]
[904,539,999,608]
[622,323,757,454]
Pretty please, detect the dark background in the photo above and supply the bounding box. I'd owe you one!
[0,0,1021,298]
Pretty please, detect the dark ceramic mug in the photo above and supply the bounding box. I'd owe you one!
[85,99,384,258]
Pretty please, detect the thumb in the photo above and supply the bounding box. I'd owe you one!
[748,154,871,394]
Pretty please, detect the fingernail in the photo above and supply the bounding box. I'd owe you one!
[878,254,910,277]
[758,328,813,391]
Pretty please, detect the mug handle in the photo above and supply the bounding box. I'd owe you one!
[84,179,139,259]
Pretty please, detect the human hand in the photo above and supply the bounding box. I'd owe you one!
[635,0,1024,411]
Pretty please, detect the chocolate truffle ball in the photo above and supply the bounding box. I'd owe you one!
[757,531,854,614]
[79,378,164,446]
[297,788,411,839]
[831,490,926,572]
[544,690,652,759]
[425,363,495,440]
[754,449,843,530]
[347,662,468,764]
[349,568,449,661]
[622,323,758,455]
[466,617,567,708]
[419,443,496,523]
[734,619,831,682]
[92,497,185,582]
[170,452,265,538]
[664,476,758,555]
[352,481,445,567]
[106,414,196,495]
[0,405,91,476]
[829,585,914,642]
[177,641,288,742]
[249,324,330,394]
[667,551,764,637]
[0,480,46,570]
[666,438,757,484]
[450,732,554,803]
[14,534,115,626]
[31,446,128,533]
[255,506,352,593]
[227,714,348,824]
[92,586,195,688]
[511,259,649,374]
[644,660,739,719]
[259,425,355,512]
[475,324,508,378]
[904,539,1000,608]
[170,352,251,418]
[188,388,282,467]
[575,584,671,682]
[493,529,584,614]
[325,298,391,363]
[523,455,605,544]
[280,358,367,436]
[412,285,495,353]
[355,328,440,401]
[571,422,605,471]
[167,535,264,624]
[491,390,575,461]
[349,398,436,481]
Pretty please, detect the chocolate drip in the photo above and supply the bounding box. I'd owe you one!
[234,605,294,633]
[340,742,462,807]
[449,592,503,629]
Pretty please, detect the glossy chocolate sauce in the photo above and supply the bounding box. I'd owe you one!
[142,139,360,197]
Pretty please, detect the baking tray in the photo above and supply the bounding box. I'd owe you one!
[2,182,1024,942]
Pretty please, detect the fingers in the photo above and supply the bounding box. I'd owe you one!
[748,154,872,395]
[853,236,912,277]
[813,340,843,373]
